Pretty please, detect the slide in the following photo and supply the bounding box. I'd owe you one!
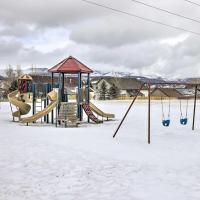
[8,90,31,120]
[81,87,114,119]
[82,104,103,123]
[21,90,58,125]
[89,102,115,120]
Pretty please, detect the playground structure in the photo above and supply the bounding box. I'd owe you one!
[8,56,115,127]
[113,81,200,144]
[48,56,115,126]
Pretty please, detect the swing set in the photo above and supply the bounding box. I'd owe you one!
[113,81,200,144]
[161,97,188,127]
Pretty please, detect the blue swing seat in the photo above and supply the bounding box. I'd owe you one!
[180,118,188,125]
[162,119,170,127]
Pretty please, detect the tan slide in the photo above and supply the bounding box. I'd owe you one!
[8,90,31,120]
[21,90,58,125]
[81,87,114,120]
[89,102,115,120]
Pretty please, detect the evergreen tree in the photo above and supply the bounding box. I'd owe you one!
[99,81,108,100]
[9,80,18,92]
[109,84,119,99]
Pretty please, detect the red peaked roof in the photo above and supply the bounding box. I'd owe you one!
[48,56,93,74]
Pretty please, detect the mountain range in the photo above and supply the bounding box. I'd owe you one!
[0,67,200,84]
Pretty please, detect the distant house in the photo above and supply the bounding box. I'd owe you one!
[92,77,144,100]
[151,88,185,99]
[176,88,200,99]
[185,78,200,84]
[151,87,200,99]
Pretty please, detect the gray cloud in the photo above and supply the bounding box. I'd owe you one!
[85,41,167,68]
[69,16,179,48]
[0,0,200,78]
[0,39,23,59]
[0,0,109,27]
[0,23,35,38]
[69,0,200,48]
[0,39,67,66]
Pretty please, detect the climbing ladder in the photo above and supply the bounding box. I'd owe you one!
[35,97,44,122]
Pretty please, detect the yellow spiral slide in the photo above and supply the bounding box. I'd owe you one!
[8,90,31,121]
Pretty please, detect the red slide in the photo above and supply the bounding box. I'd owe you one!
[82,104,103,124]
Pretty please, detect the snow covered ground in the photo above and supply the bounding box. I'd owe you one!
[1,100,200,200]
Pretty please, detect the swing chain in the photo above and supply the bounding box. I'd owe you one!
[179,98,189,119]
[168,98,170,119]
[186,99,189,118]
[161,97,170,120]
[179,99,183,118]
[161,97,164,120]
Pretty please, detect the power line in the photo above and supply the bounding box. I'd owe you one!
[81,0,200,37]
[131,0,200,24]
[184,0,200,7]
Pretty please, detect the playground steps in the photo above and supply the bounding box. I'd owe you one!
[56,102,79,127]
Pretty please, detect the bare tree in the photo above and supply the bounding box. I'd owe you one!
[16,65,22,78]
[5,65,15,81]
[4,65,17,92]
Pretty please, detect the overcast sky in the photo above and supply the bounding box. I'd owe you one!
[0,0,200,78]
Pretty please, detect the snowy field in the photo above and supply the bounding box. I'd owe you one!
[1,100,200,200]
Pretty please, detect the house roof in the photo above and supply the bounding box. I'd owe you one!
[96,77,143,90]
[151,88,183,98]
[48,56,93,74]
